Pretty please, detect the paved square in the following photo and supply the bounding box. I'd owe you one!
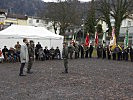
[0,59,133,100]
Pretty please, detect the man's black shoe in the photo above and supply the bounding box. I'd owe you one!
[27,71,33,74]
[19,74,26,76]
[62,72,68,74]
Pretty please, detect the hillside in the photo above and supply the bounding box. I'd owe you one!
[0,0,47,16]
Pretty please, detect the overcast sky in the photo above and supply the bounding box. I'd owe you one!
[43,0,91,2]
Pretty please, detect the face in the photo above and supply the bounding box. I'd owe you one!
[25,39,28,44]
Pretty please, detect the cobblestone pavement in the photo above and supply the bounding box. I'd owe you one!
[0,58,133,100]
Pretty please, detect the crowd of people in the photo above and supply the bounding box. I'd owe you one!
[96,44,133,62]
[0,38,132,76]
[0,41,133,63]
[0,42,62,63]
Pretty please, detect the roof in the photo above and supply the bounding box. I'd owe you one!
[7,13,28,20]
[0,25,63,39]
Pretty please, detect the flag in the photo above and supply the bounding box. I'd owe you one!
[110,28,116,46]
[110,27,116,51]
[124,29,129,49]
[85,33,90,46]
[95,32,98,46]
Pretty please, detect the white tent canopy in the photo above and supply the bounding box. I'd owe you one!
[0,25,64,51]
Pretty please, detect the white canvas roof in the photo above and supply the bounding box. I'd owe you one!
[0,25,63,39]
[0,25,64,53]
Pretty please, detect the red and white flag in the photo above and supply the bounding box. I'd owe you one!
[85,33,90,47]
[95,32,98,46]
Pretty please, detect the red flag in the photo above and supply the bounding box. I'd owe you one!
[95,32,98,46]
[85,34,90,46]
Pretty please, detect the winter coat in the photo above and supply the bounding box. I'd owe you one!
[20,43,29,63]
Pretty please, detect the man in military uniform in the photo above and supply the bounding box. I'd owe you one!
[27,40,35,74]
[68,43,74,59]
[74,43,79,59]
[62,42,68,73]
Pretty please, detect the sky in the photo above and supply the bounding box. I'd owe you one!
[43,0,91,2]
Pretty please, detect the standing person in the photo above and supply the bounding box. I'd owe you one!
[80,44,84,58]
[27,40,35,74]
[125,47,129,61]
[35,42,42,60]
[89,43,94,58]
[129,46,133,62]
[112,47,117,60]
[102,46,106,59]
[14,41,21,61]
[107,45,111,60]
[2,46,8,61]
[62,42,68,73]
[74,43,79,59]
[0,48,4,63]
[121,45,125,60]
[97,45,102,58]
[19,38,29,76]
[85,46,89,58]
[68,43,74,59]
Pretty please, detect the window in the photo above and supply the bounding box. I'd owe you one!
[29,20,32,24]
[128,21,131,27]
[36,19,39,23]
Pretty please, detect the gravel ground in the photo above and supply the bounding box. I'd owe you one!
[0,58,133,100]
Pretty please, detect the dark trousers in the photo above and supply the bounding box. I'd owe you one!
[70,52,73,59]
[130,53,133,62]
[85,51,88,58]
[19,63,25,75]
[27,58,33,72]
[112,53,116,60]
[102,50,106,59]
[125,52,128,61]
[75,52,78,59]
[64,58,68,73]
[122,52,125,60]
[81,52,84,58]
[89,51,93,58]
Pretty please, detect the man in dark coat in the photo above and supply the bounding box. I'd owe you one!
[35,42,42,60]
[80,44,84,58]
[55,46,61,59]
[102,46,106,59]
[44,46,49,60]
[97,45,102,58]
[85,47,89,58]
[107,45,111,60]
[2,46,9,61]
[89,44,93,58]
[128,45,133,62]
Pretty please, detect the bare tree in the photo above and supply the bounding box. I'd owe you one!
[45,0,81,35]
[96,0,133,42]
